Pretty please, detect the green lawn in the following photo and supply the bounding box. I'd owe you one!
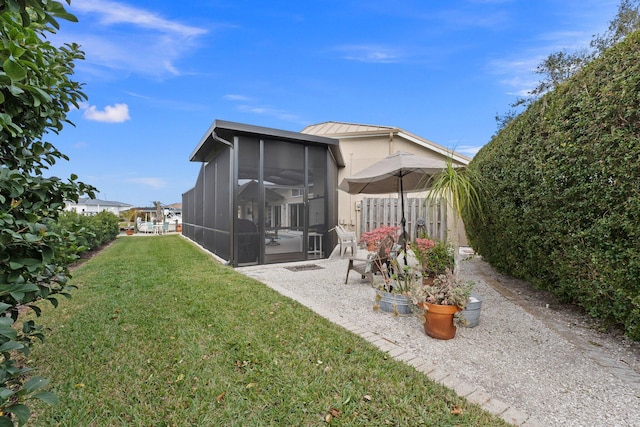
[28,235,509,426]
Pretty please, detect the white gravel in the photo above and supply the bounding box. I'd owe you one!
[237,249,640,427]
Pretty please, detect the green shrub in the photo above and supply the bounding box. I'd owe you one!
[46,211,119,265]
[465,31,640,340]
[0,2,96,424]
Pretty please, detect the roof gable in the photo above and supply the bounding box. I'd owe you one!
[302,121,471,164]
[301,121,396,136]
[191,119,344,166]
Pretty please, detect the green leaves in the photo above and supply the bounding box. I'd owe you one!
[467,31,640,341]
[0,1,98,424]
[2,57,25,81]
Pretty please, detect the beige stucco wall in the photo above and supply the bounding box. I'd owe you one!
[334,133,468,246]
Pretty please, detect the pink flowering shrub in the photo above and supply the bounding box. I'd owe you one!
[410,238,454,276]
[359,225,399,249]
[410,237,435,266]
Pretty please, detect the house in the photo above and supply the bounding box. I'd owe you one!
[182,120,342,267]
[301,121,471,244]
[64,198,132,216]
[183,119,472,267]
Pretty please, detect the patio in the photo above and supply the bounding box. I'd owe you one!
[237,247,640,427]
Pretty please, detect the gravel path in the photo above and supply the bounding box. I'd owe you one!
[237,250,640,427]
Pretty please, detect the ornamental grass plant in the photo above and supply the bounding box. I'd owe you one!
[28,235,508,426]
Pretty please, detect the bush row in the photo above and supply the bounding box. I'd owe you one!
[46,211,120,264]
[465,31,640,340]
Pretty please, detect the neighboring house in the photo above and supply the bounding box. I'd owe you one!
[64,198,132,216]
[301,121,471,244]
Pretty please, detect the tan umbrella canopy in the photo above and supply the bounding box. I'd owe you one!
[339,151,454,254]
[239,180,284,203]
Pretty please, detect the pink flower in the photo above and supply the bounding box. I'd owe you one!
[359,225,400,247]
[410,237,435,265]
[415,238,435,252]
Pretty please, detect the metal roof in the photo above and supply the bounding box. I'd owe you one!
[301,121,471,165]
[301,121,397,136]
[73,198,132,208]
[190,119,344,166]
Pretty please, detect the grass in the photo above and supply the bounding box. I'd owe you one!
[27,235,510,426]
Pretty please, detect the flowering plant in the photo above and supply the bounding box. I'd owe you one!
[410,237,435,268]
[359,225,399,249]
[410,238,454,277]
[410,269,473,309]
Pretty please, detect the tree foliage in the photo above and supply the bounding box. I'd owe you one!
[466,31,640,341]
[495,0,640,131]
[0,1,97,424]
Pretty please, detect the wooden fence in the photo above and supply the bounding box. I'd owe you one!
[359,197,447,241]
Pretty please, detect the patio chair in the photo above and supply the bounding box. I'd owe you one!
[331,225,358,257]
[137,221,153,233]
[345,235,396,285]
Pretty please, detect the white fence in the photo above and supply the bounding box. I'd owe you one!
[359,197,447,241]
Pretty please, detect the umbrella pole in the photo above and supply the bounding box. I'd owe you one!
[400,177,408,265]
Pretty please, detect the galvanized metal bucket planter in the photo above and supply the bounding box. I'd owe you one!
[461,293,483,328]
[377,291,412,315]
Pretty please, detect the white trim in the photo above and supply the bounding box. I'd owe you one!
[396,131,470,165]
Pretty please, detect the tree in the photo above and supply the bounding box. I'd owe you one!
[495,0,640,131]
[0,1,95,425]
[591,0,640,54]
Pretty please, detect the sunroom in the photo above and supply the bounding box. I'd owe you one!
[183,120,343,266]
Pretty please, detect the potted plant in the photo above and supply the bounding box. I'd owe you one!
[372,256,420,316]
[358,226,416,316]
[410,269,474,339]
[422,156,486,274]
[461,292,483,328]
[410,238,454,284]
[360,225,399,252]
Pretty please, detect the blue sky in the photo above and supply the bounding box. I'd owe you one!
[45,0,620,208]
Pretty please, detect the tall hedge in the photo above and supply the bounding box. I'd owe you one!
[465,31,640,340]
[1,1,98,424]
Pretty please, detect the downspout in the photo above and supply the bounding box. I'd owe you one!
[213,131,233,147]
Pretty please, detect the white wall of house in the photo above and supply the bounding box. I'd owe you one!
[64,199,132,216]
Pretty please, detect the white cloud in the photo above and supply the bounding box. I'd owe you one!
[72,0,207,38]
[336,45,401,63]
[236,104,305,124]
[83,103,131,123]
[74,141,89,149]
[223,94,306,125]
[224,94,252,101]
[130,177,167,190]
[68,0,210,78]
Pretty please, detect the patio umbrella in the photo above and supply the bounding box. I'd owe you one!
[238,180,284,203]
[338,151,452,255]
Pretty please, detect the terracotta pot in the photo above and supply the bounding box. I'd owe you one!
[176,225,182,233]
[422,302,460,340]
[367,242,375,252]
[125,229,134,236]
